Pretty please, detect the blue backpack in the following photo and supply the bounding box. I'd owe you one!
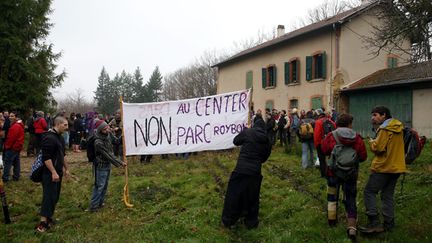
[29,152,44,182]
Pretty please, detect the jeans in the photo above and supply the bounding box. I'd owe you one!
[63,131,69,147]
[364,173,400,222]
[89,167,111,209]
[2,150,20,181]
[301,140,314,169]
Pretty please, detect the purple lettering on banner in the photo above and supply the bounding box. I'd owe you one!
[185,127,195,144]
[177,127,186,145]
[176,103,190,114]
[213,96,222,114]
[223,94,232,113]
[203,123,211,143]
[195,98,203,116]
[231,93,238,112]
[205,98,211,116]
[212,123,248,136]
[214,125,220,135]
[239,92,248,111]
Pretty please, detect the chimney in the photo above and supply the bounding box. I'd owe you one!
[277,25,285,37]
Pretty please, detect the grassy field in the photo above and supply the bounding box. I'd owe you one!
[2,140,432,242]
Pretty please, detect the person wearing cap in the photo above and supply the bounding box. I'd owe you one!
[88,120,126,212]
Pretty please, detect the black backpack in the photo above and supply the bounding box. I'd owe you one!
[322,118,336,138]
[86,135,97,163]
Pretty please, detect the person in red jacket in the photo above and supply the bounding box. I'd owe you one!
[314,108,336,177]
[2,111,25,182]
[321,113,367,240]
[34,111,48,153]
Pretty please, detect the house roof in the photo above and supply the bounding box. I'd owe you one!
[212,1,379,68]
[341,60,432,92]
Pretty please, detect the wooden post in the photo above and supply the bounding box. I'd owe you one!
[120,96,133,208]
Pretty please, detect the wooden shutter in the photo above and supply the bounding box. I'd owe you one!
[322,51,327,79]
[295,60,300,82]
[306,56,312,81]
[284,62,290,85]
[262,68,267,88]
[273,66,277,87]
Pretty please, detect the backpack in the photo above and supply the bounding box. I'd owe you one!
[86,135,97,163]
[328,131,359,180]
[299,122,313,139]
[291,116,300,129]
[403,127,426,164]
[29,152,44,182]
[322,118,336,138]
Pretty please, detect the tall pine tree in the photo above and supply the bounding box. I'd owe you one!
[0,0,66,112]
[145,66,163,102]
[94,67,112,115]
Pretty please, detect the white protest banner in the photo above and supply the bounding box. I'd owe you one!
[122,89,250,155]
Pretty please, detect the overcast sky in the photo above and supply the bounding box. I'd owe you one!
[49,0,327,101]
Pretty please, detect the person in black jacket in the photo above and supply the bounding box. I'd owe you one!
[36,116,69,233]
[88,120,126,212]
[221,117,272,229]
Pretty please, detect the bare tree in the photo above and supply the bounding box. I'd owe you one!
[162,49,227,101]
[365,0,432,62]
[290,0,361,30]
[57,88,96,114]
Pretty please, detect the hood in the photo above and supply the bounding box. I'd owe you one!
[379,118,403,133]
[334,127,356,145]
[11,120,25,129]
[251,118,268,144]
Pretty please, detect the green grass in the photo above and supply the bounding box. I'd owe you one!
[2,140,432,242]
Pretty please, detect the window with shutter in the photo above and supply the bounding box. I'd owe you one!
[306,56,312,81]
[284,62,290,85]
[246,71,253,89]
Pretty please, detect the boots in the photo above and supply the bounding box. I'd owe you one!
[347,218,357,240]
[359,215,384,234]
[383,217,395,232]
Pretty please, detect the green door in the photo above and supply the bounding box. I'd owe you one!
[348,89,412,137]
[311,97,322,110]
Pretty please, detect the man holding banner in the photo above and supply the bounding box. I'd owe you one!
[221,116,272,229]
[88,120,126,212]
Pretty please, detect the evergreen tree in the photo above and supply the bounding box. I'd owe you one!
[132,67,146,103]
[145,66,163,102]
[0,0,66,112]
[94,67,112,115]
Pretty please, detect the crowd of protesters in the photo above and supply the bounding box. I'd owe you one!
[0,105,414,240]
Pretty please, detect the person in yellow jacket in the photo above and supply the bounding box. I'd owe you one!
[360,106,406,234]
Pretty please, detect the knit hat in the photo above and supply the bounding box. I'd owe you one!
[291,108,298,114]
[315,108,325,116]
[96,120,108,133]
